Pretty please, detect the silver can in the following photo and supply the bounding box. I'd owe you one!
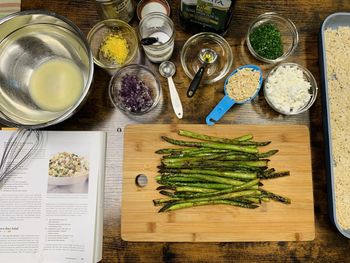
[95,0,135,23]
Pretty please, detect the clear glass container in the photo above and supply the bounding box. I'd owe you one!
[138,12,175,63]
[246,12,299,64]
[264,63,318,115]
[109,64,161,115]
[180,32,233,84]
[87,19,139,74]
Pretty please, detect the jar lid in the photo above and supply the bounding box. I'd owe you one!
[137,0,171,20]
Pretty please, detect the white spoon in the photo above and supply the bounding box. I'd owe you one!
[159,61,183,119]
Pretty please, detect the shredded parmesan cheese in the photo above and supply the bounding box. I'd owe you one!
[325,26,350,230]
[265,65,311,114]
[226,68,260,102]
[100,33,129,65]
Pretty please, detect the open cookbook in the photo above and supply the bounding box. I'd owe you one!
[0,130,106,263]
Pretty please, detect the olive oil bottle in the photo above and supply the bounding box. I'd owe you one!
[179,0,236,35]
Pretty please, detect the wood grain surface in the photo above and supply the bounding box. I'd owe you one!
[13,0,350,262]
[122,124,314,242]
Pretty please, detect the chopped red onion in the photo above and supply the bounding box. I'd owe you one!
[118,74,154,113]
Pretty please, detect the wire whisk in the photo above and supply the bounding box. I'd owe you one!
[0,129,43,183]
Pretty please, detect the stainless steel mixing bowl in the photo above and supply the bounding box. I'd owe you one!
[0,10,94,128]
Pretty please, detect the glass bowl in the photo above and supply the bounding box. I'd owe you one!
[246,12,298,64]
[264,63,318,115]
[109,64,161,115]
[181,32,233,84]
[87,19,138,73]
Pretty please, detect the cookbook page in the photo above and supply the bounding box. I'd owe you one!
[0,131,105,263]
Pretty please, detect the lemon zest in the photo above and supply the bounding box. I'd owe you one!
[100,33,129,65]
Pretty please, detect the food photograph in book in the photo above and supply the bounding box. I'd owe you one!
[47,149,90,194]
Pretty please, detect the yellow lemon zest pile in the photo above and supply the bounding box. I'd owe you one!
[100,33,129,65]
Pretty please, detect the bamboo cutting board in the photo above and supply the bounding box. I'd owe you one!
[121,124,315,242]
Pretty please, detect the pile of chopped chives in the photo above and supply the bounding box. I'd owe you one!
[249,23,283,60]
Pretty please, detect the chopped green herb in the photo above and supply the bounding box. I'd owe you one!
[249,23,283,60]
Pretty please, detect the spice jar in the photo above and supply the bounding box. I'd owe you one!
[138,13,175,63]
[136,0,171,20]
[95,0,135,23]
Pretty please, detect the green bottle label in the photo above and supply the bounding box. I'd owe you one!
[181,0,233,31]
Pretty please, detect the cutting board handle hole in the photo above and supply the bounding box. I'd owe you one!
[135,174,148,187]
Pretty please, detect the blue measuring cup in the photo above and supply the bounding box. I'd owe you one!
[206,65,263,126]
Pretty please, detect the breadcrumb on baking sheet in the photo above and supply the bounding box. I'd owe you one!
[325,26,350,230]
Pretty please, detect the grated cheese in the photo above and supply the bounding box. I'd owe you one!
[265,65,311,114]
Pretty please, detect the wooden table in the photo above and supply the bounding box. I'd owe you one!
[20,0,350,262]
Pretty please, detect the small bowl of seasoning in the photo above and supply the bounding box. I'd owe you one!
[109,64,161,115]
[87,19,139,74]
[247,12,298,64]
[264,63,318,115]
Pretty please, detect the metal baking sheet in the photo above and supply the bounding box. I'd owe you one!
[320,12,350,239]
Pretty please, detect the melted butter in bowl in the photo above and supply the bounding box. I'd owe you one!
[29,58,84,112]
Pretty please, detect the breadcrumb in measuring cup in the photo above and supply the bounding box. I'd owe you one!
[226,68,260,102]
[100,33,129,65]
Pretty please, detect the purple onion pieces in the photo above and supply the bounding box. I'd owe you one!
[118,74,154,113]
